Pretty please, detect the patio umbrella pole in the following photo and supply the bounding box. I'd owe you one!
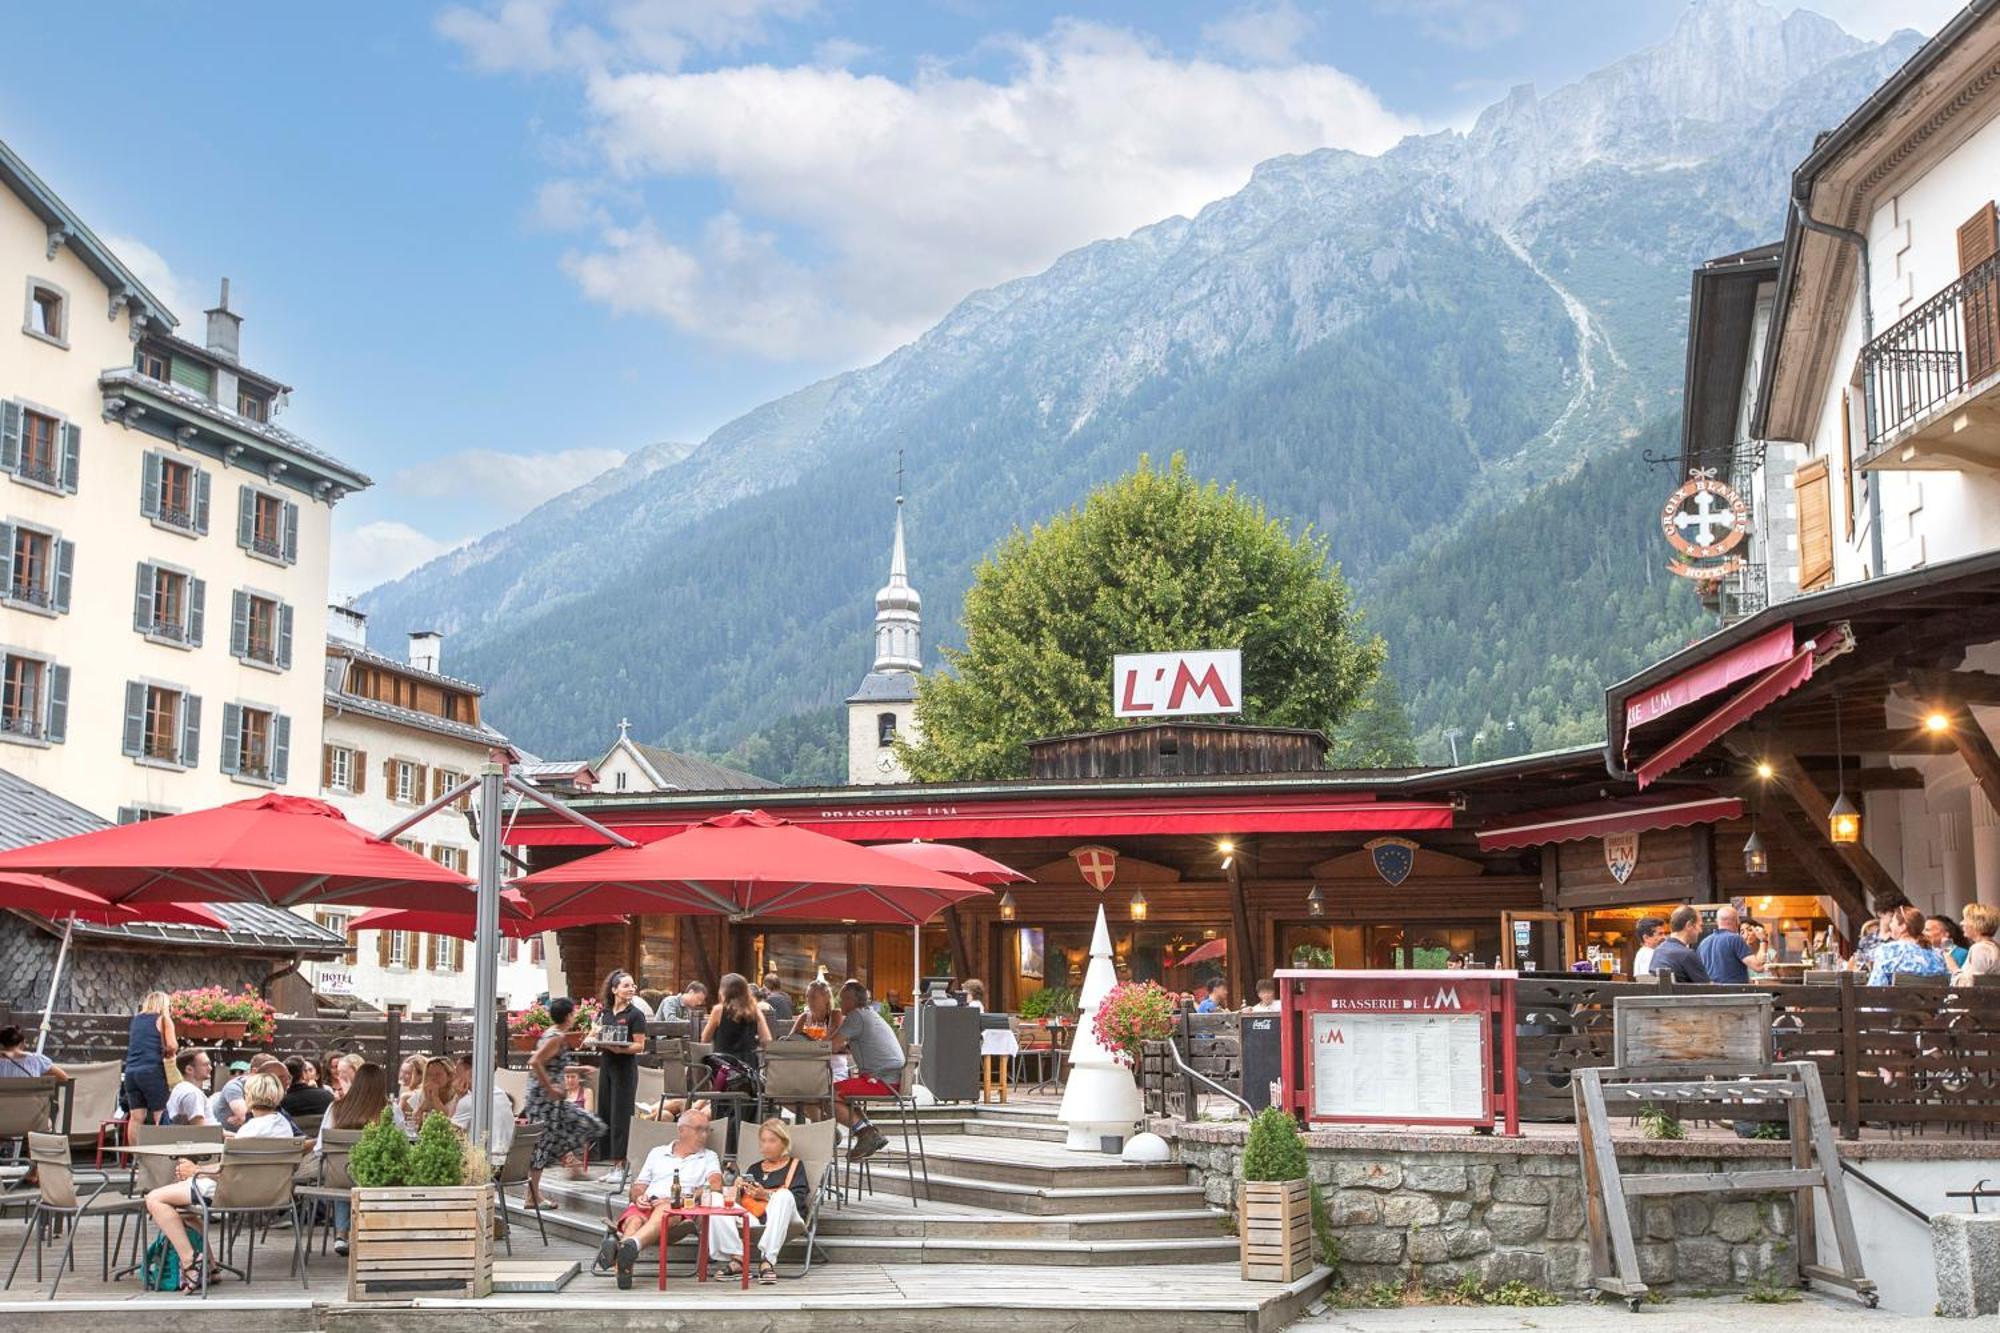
[33,916,73,1056]
[471,762,505,1153]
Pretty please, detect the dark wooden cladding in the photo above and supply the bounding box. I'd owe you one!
[1552,826,1701,908]
[1028,722,1330,779]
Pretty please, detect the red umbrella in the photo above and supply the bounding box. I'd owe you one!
[0,874,231,928]
[0,793,472,909]
[868,840,1030,885]
[1173,937,1228,968]
[516,808,993,924]
[347,889,625,942]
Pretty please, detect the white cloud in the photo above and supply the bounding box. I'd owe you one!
[101,233,203,326]
[334,520,471,597]
[1799,1,1962,41]
[437,0,816,75]
[1376,1,1524,49]
[1202,2,1315,65]
[454,14,1418,362]
[390,446,629,516]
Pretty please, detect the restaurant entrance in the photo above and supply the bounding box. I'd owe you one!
[999,921,1234,1008]
[744,923,954,1011]
[1276,919,1504,971]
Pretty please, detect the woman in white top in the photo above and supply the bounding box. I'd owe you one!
[144,1072,295,1292]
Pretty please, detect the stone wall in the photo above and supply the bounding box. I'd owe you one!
[0,914,276,1015]
[1170,1124,1798,1295]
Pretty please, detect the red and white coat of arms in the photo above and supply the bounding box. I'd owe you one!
[1069,845,1119,891]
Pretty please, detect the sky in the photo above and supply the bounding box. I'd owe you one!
[0,1,1959,596]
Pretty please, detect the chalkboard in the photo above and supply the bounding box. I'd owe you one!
[1239,1013,1282,1111]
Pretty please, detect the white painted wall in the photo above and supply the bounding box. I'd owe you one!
[595,741,654,794]
[1809,1156,1992,1317]
[0,174,337,822]
[847,695,914,785]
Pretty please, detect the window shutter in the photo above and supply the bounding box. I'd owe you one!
[236,485,255,550]
[282,501,299,564]
[377,929,390,966]
[121,681,145,757]
[52,540,72,614]
[117,806,139,825]
[180,693,201,769]
[229,589,249,658]
[1840,391,1856,540]
[0,402,18,472]
[1796,458,1834,591]
[141,452,163,519]
[0,523,14,597]
[271,713,291,784]
[354,749,368,794]
[45,665,68,744]
[133,563,156,634]
[432,767,445,802]
[424,933,437,971]
[1961,203,2000,383]
[193,469,211,535]
[277,602,294,669]
[414,764,429,802]
[322,744,335,789]
[58,423,79,494]
[186,577,205,646]
[220,702,242,774]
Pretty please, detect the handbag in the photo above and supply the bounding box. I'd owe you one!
[740,1157,797,1219]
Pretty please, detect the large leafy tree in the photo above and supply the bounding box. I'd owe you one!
[901,455,1384,781]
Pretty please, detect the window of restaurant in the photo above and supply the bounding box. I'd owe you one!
[999,921,1234,1008]
[1278,920,1502,972]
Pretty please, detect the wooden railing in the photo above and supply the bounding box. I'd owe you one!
[1137,978,2000,1139]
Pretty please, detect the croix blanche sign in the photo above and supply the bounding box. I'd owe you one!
[1113,649,1242,718]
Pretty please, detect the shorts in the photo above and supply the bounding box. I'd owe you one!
[835,1075,896,1098]
[123,1068,171,1115]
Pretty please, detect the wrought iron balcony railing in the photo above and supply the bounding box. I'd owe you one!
[1861,250,2000,452]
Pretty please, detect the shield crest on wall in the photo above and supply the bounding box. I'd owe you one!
[1605,831,1639,885]
[1365,837,1419,887]
[1069,845,1119,891]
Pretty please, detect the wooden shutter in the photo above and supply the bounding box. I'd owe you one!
[424,933,438,971]
[322,744,335,788]
[1796,458,1834,591]
[431,768,445,802]
[413,764,429,802]
[236,485,255,550]
[194,469,211,534]
[186,577,204,646]
[52,541,72,615]
[57,424,78,494]
[141,452,163,519]
[271,714,291,785]
[133,563,156,633]
[377,929,390,966]
[45,665,68,744]
[0,402,18,472]
[0,523,13,597]
[220,702,243,774]
[277,602,294,669]
[229,590,250,658]
[354,750,367,795]
[1960,202,2000,383]
[282,501,299,564]
[1840,391,1856,539]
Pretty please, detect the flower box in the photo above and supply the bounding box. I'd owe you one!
[176,1020,248,1042]
[346,1185,492,1302]
[1238,1179,1313,1282]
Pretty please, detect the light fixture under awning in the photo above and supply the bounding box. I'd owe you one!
[1476,792,1743,853]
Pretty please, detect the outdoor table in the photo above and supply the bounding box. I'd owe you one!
[656,1202,753,1290]
[106,1140,226,1158]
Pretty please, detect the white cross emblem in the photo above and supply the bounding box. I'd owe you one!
[1674,490,1738,547]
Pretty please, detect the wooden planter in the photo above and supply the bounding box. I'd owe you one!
[347,1186,492,1302]
[177,1020,248,1041]
[1239,1178,1313,1282]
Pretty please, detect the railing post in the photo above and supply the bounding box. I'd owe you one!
[431,1009,448,1058]
[1837,972,1861,1140]
[385,1010,402,1075]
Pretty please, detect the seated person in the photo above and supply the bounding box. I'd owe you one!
[279,1055,335,1121]
[0,1025,65,1082]
[1251,979,1280,1012]
[164,1049,212,1126]
[831,980,904,1160]
[143,1073,292,1293]
[449,1054,517,1162]
[711,1118,812,1285]
[599,1111,720,1289]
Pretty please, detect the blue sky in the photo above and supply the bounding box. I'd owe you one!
[0,1,1953,595]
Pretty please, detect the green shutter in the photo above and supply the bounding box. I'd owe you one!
[121,681,145,757]
[45,665,68,744]
[230,589,249,657]
[169,357,213,397]
[52,540,72,614]
[133,563,156,634]
[58,423,78,494]
[277,602,294,669]
[193,469,211,534]
[271,713,292,785]
[236,485,254,549]
[282,501,299,564]
[219,702,241,774]
[180,693,201,768]
[0,402,18,473]
[187,577,205,646]
[141,452,162,519]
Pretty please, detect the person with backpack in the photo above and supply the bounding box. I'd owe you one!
[142,1072,291,1292]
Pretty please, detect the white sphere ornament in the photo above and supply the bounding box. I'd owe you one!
[912,1084,938,1108]
[1121,1132,1170,1164]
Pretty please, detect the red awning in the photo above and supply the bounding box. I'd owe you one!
[503,794,1457,848]
[1623,623,1796,738]
[1476,793,1743,852]
[1631,638,1820,789]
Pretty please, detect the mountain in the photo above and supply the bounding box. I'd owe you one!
[358,0,1923,764]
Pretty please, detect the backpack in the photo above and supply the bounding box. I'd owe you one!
[141,1230,204,1291]
[703,1052,761,1096]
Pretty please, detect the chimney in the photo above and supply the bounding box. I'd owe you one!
[408,630,443,674]
[327,603,367,648]
[205,277,242,362]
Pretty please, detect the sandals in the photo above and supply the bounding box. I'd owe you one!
[720,1258,743,1279]
[179,1257,208,1294]
[758,1261,778,1285]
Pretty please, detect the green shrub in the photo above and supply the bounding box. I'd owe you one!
[1486,1280,1561,1307]
[407,1112,466,1187]
[1020,986,1078,1021]
[349,1108,413,1187]
[1637,1104,1686,1141]
[1240,1106,1308,1182]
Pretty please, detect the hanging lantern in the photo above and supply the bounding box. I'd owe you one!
[1742,829,1769,876]
[997,890,1017,922]
[1828,793,1861,845]
[1129,887,1149,922]
[1305,883,1326,918]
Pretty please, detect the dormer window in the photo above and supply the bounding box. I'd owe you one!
[238,388,269,422]
[24,282,65,347]
[135,344,170,382]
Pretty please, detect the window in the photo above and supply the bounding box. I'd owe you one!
[393,760,421,804]
[431,844,468,875]
[3,523,72,614]
[24,282,64,346]
[135,344,170,382]
[116,805,174,824]
[615,769,628,791]
[386,931,411,969]
[0,653,47,741]
[0,403,78,494]
[395,837,425,857]
[237,486,296,564]
[133,562,203,644]
[503,938,520,964]
[237,388,269,422]
[19,411,57,487]
[230,590,290,668]
[316,910,359,965]
[325,744,355,793]
[878,711,898,747]
[434,767,468,809]
[123,681,198,767]
[528,937,545,966]
[247,594,276,662]
[142,453,208,534]
[221,701,289,784]
[434,935,460,972]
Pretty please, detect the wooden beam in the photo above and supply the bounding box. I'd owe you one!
[943,905,973,984]
[1760,805,1868,924]
[1751,728,1955,756]
[1540,843,1560,910]
[1798,766,1925,791]
[1944,704,2000,820]
[1744,744,1906,913]
[1689,824,1716,902]
[681,914,715,990]
[1224,859,1258,994]
[1902,667,2000,707]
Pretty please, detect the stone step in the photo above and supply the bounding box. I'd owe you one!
[822,1207,1224,1242]
[855,1168,1211,1216]
[886,1138,1192,1191]
[812,1233,1241,1266]
[958,1118,1069,1143]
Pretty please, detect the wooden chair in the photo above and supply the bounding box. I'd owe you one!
[190,1136,310,1295]
[2,1131,146,1297]
[842,1043,929,1207]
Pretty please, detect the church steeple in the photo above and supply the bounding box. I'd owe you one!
[872,494,922,673]
[847,475,923,785]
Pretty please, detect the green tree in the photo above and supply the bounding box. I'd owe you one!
[1330,671,1419,768]
[902,455,1383,781]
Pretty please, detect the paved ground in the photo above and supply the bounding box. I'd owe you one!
[1291,1292,1933,1331]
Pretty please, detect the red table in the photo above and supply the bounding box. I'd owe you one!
[656,1203,754,1290]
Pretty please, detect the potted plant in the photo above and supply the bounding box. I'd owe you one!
[347,1109,492,1301]
[169,986,277,1043]
[507,998,598,1051]
[1092,980,1177,1067]
[1238,1106,1314,1282]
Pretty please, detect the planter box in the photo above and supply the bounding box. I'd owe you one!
[177,1020,248,1041]
[1239,1178,1313,1282]
[509,1030,587,1052]
[347,1186,492,1302]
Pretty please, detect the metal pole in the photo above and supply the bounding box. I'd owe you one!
[471,760,505,1153]
[34,917,73,1056]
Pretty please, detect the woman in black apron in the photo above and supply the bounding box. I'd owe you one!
[590,969,649,1184]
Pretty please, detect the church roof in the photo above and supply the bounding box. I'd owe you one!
[847,671,918,705]
[630,743,777,792]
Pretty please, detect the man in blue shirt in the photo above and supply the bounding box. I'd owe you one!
[1649,906,1712,983]
[1696,905,1768,984]
[1197,982,1229,1013]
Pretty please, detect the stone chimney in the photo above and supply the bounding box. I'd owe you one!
[327,603,367,648]
[408,630,443,674]
[205,277,242,362]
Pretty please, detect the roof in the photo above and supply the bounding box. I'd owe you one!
[0,768,345,957]
[0,136,177,330]
[517,759,598,780]
[328,638,487,696]
[847,671,918,704]
[1680,243,1781,472]
[324,689,508,749]
[102,367,370,491]
[147,328,291,395]
[626,741,776,792]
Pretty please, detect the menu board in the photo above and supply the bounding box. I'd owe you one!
[1308,1010,1487,1122]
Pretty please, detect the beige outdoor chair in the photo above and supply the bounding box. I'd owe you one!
[494,1121,546,1252]
[126,1122,225,1195]
[733,1116,837,1276]
[189,1136,310,1296]
[58,1062,121,1161]
[3,1131,147,1297]
[295,1127,364,1255]
[0,1078,60,1164]
[494,1067,530,1110]
[757,1039,835,1124]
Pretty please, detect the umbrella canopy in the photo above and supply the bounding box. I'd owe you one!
[868,840,1029,886]
[347,889,624,942]
[0,793,473,909]
[516,808,993,924]
[1173,936,1228,968]
[0,874,231,928]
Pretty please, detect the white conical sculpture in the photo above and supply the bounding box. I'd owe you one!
[1057,903,1143,1151]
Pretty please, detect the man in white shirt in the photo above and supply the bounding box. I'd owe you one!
[600,1111,721,1288]
[1631,917,1667,980]
[450,1056,516,1162]
[164,1049,211,1126]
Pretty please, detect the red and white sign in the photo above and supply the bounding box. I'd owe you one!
[1070,845,1119,890]
[1113,649,1242,718]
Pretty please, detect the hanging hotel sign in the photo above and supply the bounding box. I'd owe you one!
[1113,649,1242,718]
[1660,469,1749,582]
[1604,831,1639,885]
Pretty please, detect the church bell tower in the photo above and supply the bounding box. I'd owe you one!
[847,492,922,784]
